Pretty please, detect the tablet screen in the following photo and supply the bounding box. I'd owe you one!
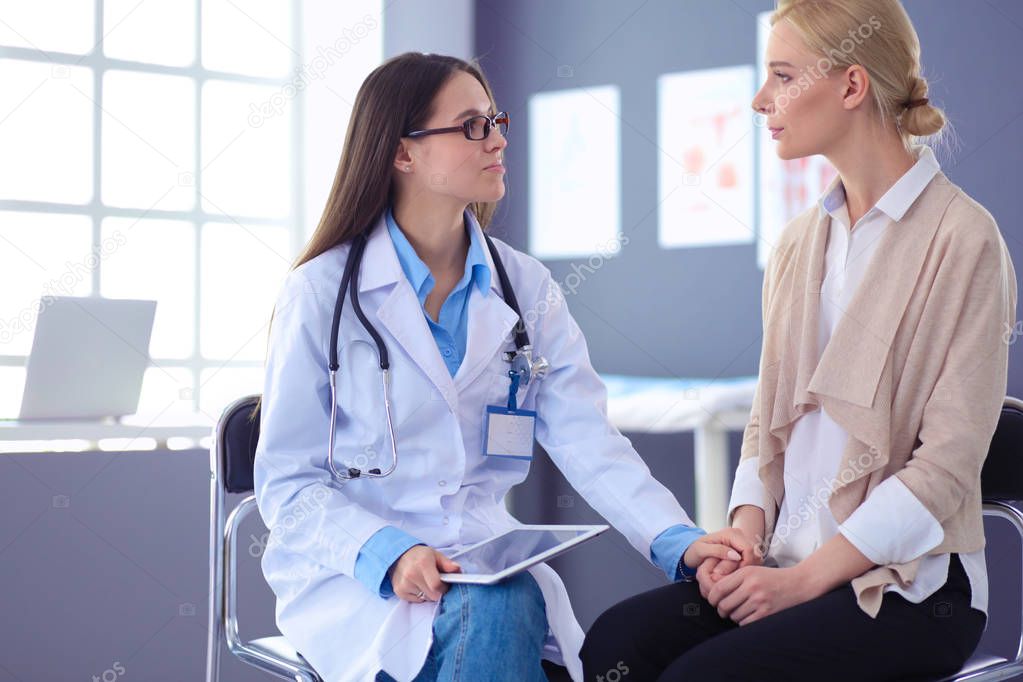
[449,528,592,575]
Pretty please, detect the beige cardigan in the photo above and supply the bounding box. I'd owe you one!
[740,171,1018,617]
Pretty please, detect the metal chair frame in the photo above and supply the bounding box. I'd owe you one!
[206,394,321,682]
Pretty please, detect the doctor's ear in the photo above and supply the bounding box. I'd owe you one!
[393,143,414,174]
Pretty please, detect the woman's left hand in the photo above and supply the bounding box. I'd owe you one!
[706,565,817,626]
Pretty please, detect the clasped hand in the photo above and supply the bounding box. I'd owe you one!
[692,529,810,626]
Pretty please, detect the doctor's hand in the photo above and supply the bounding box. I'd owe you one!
[388,545,461,603]
[697,528,765,598]
[682,527,757,579]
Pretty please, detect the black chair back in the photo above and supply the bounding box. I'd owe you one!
[981,397,1023,502]
[220,396,261,494]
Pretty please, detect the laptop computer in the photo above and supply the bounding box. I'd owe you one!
[18,296,157,421]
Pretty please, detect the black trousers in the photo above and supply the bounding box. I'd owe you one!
[580,554,986,682]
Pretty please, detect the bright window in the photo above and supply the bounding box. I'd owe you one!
[0,2,384,422]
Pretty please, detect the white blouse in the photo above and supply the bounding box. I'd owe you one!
[728,145,988,618]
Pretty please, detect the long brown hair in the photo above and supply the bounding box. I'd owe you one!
[250,53,500,420]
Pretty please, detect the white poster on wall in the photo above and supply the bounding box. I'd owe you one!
[657,65,755,249]
[756,10,837,269]
[528,85,621,260]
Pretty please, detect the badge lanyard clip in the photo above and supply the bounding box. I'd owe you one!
[506,370,521,411]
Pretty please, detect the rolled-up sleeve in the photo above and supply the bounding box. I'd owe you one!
[838,476,944,565]
[649,523,708,581]
[354,526,425,598]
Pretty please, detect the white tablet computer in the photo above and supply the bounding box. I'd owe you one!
[439,524,609,585]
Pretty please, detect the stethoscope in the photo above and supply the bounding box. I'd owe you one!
[326,227,550,481]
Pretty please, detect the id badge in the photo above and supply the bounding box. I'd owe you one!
[483,406,536,460]
[483,369,536,460]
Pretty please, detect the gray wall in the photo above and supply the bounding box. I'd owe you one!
[475,0,1023,667]
[0,447,277,682]
[383,0,474,61]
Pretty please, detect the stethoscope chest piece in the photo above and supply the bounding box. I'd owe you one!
[504,345,550,386]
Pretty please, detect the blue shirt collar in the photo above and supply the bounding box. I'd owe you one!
[385,206,492,298]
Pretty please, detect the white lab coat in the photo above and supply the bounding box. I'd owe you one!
[253,213,695,682]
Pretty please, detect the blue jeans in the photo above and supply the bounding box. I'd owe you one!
[377,571,549,681]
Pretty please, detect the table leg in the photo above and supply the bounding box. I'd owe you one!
[693,423,729,530]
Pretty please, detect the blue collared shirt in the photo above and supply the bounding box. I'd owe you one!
[385,206,492,377]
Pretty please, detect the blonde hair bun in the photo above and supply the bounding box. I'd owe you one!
[901,75,945,137]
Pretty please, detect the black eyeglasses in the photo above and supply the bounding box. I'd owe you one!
[404,111,510,141]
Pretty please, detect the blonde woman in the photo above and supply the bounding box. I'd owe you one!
[581,1,1017,680]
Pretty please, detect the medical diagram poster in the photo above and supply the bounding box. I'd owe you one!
[657,65,755,249]
[528,85,621,259]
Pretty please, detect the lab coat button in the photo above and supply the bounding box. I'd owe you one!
[438,480,446,487]
[443,516,450,525]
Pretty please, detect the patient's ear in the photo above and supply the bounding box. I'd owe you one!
[840,64,871,112]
